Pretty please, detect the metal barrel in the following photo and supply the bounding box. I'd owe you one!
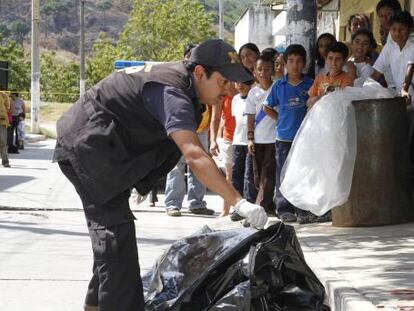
[332,97,414,227]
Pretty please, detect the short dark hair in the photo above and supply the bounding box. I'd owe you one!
[184,43,197,58]
[316,33,337,67]
[376,0,402,13]
[347,13,371,32]
[351,28,378,49]
[255,54,274,67]
[326,42,349,60]
[185,62,216,78]
[283,44,307,64]
[238,43,260,57]
[261,47,278,61]
[390,10,414,29]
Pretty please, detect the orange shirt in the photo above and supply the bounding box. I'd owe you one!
[222,96,235,142]
[308,71,354,98]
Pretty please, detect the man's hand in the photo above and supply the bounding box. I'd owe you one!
[234,199,268,229]
[401,89,411,105]
[209,140,220,156]
[247,140,255,155]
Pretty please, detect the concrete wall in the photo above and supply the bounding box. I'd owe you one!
[234,9,250,52]
[317,0,339,38]
[234,5,274,52]
[338,0,405,44]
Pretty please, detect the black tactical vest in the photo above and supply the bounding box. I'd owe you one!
[56,62,202,204]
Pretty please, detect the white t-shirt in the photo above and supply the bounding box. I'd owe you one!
[374,37,414,93]
[348,58,375,87]
[245,86,275,144]
[231,94,248,146]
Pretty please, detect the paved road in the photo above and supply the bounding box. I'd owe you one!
[1,139,414,311]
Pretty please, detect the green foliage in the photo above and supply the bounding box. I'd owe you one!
[0,23,10,38]
[118,0,215,61]
[86,32,119,87]
[9,20,30,45]
[40,52,80,102]
[97,0,113,11]
[0,36,30,93]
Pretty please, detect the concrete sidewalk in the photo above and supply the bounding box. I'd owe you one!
[1,139,414,310]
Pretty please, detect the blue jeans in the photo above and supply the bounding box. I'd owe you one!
[164,131,208,210]
[274,140,299,216]
[232,145,257,203]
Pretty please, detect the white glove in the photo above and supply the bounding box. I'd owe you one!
[130,189,148,205]
[234,199,268,229]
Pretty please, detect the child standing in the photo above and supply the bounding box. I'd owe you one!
[245,55,276,215]
[263,44,313,223]
[307,42,355,109]
[231,80,256,207]
[346,28,377,86]
[0,91,10,167]
[315,33,337,76]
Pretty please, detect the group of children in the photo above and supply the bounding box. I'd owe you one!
[215,0,414,224]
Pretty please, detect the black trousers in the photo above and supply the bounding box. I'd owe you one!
[58,161,145,311]
[252,143,276,214]
[7,115,19,146]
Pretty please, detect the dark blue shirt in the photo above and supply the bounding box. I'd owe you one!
[264,74,313,142]
[142,82,198,136]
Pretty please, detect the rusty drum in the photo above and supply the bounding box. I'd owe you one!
[332,97,414,227]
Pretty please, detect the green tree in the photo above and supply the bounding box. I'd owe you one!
[10,20,30,46]
[42,1,60,38]
[86,32,119,87]
[96,0,113,30]
[0,24,10,38]
[40,52,80,102]
[118,0,215,61]
[0,36,31,93]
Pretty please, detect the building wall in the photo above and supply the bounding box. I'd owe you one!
[234,10,250,52]
[339,0,405,44]
[234,5,274,52]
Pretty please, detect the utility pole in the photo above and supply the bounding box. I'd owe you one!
[285,0,317,75]
[31,0,40,134]
[218,0,224,39]
[80,0,86,97]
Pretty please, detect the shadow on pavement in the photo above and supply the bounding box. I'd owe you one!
[0,175,35,191]
[8,143,54,161]
[0,223,89,237]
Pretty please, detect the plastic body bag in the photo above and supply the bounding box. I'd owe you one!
[143,223,330,311]
[279,80,396,216]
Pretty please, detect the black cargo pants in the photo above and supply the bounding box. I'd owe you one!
[58,160,145,311]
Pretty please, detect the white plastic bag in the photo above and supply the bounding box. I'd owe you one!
[280,80,396,216]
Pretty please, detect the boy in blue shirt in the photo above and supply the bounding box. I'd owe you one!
[263,44,313,223]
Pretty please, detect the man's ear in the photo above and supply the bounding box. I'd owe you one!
[193,65,205,81]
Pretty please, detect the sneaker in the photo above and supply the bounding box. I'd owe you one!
[166,209,181,217]
[190,207,215,215]
[297,213,318,224]
[242,219,251,227]
[2,163,10,168]
[279,212,297,223]
[230,211,244,222]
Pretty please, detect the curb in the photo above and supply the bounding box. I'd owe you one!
[299,242,379,311]
[25,133,47,143]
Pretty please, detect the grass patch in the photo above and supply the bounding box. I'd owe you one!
[26,102,72,123]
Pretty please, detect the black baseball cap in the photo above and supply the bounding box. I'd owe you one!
[189,39,253,83]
